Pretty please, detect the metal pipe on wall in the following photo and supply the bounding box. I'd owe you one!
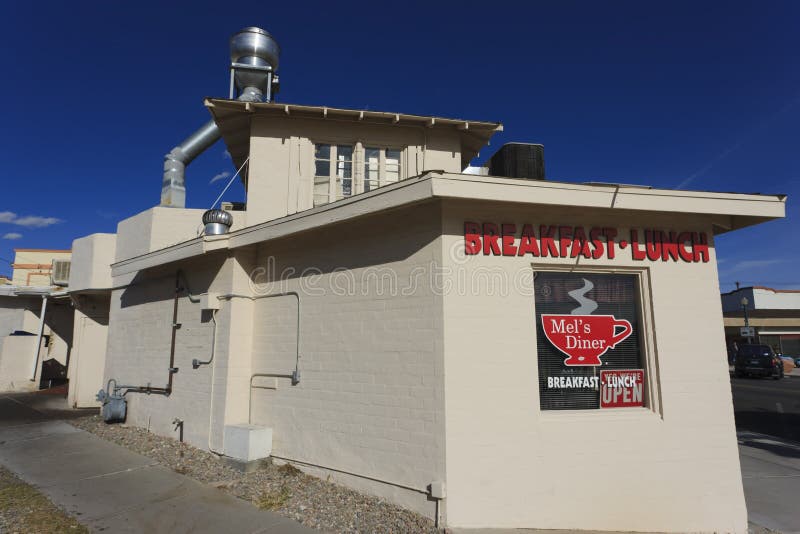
[29,295,47,381]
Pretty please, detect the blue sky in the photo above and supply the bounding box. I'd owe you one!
[1,0,797,291]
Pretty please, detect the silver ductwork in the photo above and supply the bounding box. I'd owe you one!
[160,27,281,208]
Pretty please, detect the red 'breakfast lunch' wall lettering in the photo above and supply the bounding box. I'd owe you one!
[464,222,709,263]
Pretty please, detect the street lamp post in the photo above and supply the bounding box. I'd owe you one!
[741,297,752,344]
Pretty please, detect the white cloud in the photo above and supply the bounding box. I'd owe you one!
[0,211,62,228]
[2,232,22,240]
[11,215,62,228]
[721,259,784,275]
[210,171,231,184]
[223,149,231,159]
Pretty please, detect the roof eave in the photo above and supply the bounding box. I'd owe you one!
[110,172,785,277]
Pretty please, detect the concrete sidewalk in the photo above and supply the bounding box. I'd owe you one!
[739,431,800,534]
[0,398,314,533]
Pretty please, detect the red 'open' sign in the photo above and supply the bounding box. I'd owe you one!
[600,369,644,408]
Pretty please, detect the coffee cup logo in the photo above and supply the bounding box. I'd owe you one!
[541,314,633,366]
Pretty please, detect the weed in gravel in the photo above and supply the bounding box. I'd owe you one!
[278,463,301,477]
[256,486,291,510]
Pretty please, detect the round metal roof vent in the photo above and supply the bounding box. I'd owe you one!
[230,26,280,70]
[202,209,233,235]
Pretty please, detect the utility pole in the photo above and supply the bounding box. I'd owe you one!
[741,296,752,344]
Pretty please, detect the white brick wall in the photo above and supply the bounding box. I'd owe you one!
[104,206,445,517]
[440,202,746,532]
[104,253,234,448]
[247,204,444,517]
[0,296,30,353]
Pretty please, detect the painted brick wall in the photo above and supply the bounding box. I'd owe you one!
[248,202,445,517]
[441,201,746,532]
[0,296,30,352]
[103,253,233,448]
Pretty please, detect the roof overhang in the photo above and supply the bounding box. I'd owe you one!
[0,286,68,298]
[111,172,786,277]
[205,99,503,171]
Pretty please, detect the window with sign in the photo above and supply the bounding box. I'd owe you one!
[534,271,647,411]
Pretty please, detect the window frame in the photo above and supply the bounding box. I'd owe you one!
[531,264,662,418]
[363,146,404,192]
[314,143,355,206]
[312,141,407,206]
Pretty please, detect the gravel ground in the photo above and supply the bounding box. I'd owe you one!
[69,415,438,534]
[0,465,87,533]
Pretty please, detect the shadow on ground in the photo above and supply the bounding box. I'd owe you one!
[0,391,96,430]
[735,411,800,448]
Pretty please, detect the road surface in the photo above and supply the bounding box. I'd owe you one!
[731,375,800,534]
[731,375,800,443]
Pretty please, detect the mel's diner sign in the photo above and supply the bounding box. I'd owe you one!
[464,222,709,263]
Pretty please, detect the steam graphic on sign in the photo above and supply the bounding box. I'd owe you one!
[541,278,633,366]
[567,279,598,315]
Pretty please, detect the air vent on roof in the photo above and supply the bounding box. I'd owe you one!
[51,260,71,286]
[488,143,545,180]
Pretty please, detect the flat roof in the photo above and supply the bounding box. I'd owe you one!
[205,99,503,171]
[13,249,71,253]
[112,172,786,277]
[722,286,800,295]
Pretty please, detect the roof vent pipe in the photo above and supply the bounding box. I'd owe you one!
[202,209,233,235]
[160,27,281,208]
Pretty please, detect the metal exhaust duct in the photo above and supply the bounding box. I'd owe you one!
[160,27,281,208]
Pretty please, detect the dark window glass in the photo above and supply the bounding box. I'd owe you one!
[737,345,772,357]
[535,271,644,410]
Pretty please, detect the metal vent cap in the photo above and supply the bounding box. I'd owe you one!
[202,209,233,235]
[230,26,280,70]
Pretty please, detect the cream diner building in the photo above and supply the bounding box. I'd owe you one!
[97,97,785,532]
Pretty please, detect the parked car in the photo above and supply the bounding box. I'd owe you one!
[793,356,800,368]
[734,344,784,379]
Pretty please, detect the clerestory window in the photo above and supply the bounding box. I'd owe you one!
[314,143,405,206]
[364,147,402,192]
[314,144,354,206]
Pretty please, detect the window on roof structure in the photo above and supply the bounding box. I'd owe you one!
[363,147,403,192]
[314,144,354,206]
[334,145,353,200]
[313,144,331,207]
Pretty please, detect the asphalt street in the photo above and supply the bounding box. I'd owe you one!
[732,375,800,443]
[731,375,800,534]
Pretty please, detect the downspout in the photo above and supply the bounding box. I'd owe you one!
[30,295,47,381]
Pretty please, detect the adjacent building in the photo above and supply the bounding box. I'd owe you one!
[0,248,73,392]
[722,285,800,356]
